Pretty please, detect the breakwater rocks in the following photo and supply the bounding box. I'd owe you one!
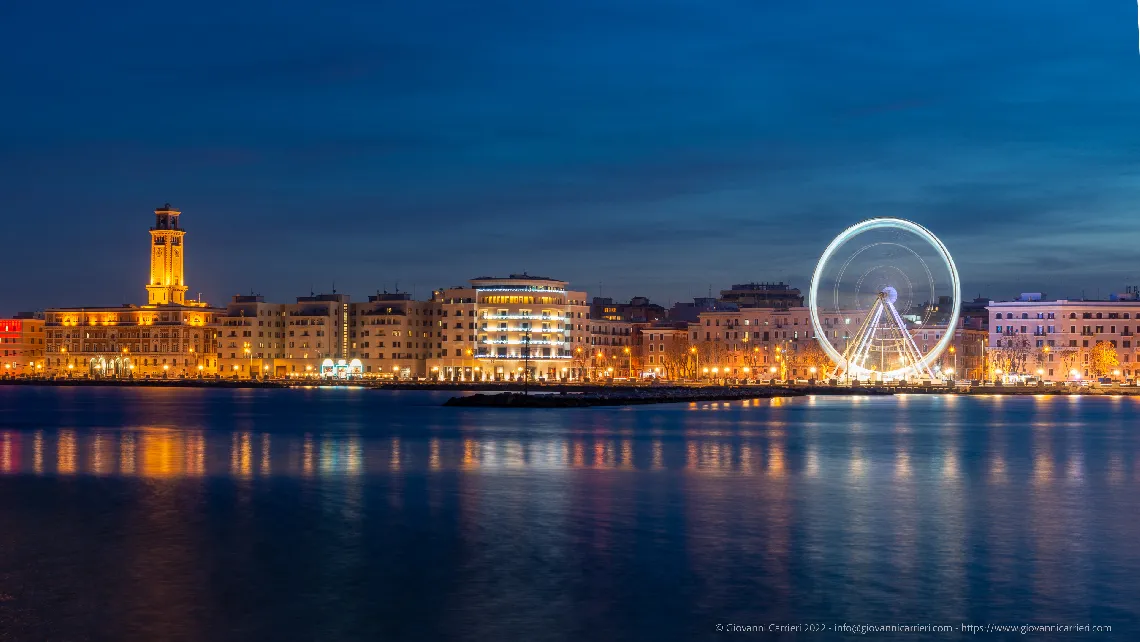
[444,386,894,408]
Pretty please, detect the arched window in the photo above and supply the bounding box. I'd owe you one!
[1021,313,1028,319]
[1070,313,1077,319]
[995,313,1003,320]
[1096,313,1103,319]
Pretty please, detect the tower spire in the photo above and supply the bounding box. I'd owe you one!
[145,203,188,305]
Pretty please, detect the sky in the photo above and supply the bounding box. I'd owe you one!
[2,0,1139,312]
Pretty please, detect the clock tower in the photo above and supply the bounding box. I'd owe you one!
[146,203,189,305]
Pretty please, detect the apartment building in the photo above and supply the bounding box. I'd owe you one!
[988,297,1140,380]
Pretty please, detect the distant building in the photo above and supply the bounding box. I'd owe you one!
[959,297,990,331]
[718,282,803,309]
[590,296,666,323]
[44,205,221,378]
[666,297,735,323]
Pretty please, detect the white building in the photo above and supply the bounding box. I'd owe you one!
[428,274,589,382]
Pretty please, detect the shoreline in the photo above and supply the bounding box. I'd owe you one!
[2,378,1139,398]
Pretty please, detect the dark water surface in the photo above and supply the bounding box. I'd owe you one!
[1,387,1138,640]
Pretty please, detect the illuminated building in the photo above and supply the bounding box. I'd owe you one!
[687,307,864,380]
[0,313,45,375]
[44,204,220,378]
[638,324,689,379]
[428,275,590,381]
[988,294,1140,380]
[275,293,349,376]
[349,291,432,379]
[589,319,636,378]
[214,295,286,379]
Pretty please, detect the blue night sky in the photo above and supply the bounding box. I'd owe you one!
[2,0,1139,311]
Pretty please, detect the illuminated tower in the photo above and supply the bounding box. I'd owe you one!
[146,203,188,305]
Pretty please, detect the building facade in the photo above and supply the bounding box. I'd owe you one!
[351,292,434,379]
[988,298,1140,381]
[638,324,690,379]
[427,275,589,382]
[1,314,45,375]
[215,295,286,378]
[44,204,220,378]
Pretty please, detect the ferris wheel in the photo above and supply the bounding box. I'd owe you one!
[808,218,961,380]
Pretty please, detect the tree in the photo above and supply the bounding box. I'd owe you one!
[660,337,694,380]
[793,340,832,378]
[697,340,730,375]
[991,331,1032,377]
[571,347,589,381]
[1057,348,1079,379]
[1090,341,1120,378]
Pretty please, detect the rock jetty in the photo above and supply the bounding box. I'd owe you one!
[444,386,893,408]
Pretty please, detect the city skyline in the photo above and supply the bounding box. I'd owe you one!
[4,1,1140,310]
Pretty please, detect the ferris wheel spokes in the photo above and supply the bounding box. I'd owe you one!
[836,289,935,380]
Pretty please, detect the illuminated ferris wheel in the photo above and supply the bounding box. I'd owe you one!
[808,218,961,380]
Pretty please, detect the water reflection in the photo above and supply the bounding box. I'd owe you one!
[2,391,1140,639]
[0,418,1130,488]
